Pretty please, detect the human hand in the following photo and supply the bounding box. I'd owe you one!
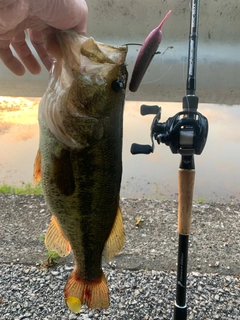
[0,0,88,75]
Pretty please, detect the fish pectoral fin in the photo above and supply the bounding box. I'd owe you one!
[103,205,125,261]
[33,149,41,185]
[45,216,71,257]
[64,269,109,312]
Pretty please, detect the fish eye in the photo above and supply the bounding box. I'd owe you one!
[111,79,124,93]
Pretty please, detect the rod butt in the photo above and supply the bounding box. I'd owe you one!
[174,303,187,320]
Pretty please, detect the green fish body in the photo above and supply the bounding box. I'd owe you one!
[34,31,128,312]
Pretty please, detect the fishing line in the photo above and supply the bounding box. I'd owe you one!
[187,0,192,113]
[122,43,142,47]
[141,49,175,85]
[188,0,192,10]
[182,54,191,111]
[125,48,175,99]
[182,0,197,113]
[123,42,171,98]
[175,0,194,113]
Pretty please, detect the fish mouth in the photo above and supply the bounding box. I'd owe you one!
[58,30,128,66]
[57,31,128,82]
[39,32,128,149]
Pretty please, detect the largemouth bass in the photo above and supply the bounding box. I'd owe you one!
[34,31,128,312]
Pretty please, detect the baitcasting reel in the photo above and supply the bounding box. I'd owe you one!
[131,98,208,156]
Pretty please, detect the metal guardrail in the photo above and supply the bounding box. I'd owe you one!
[0,0,239,104]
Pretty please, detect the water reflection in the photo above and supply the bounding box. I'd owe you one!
[1,97,240,202]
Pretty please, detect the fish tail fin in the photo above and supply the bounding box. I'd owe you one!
[64,269,109,312]
[103,205,125,261]
[33,149,41,185]
[45,215,71,257]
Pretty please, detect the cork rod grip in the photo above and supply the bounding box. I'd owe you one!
[178,169,195,235]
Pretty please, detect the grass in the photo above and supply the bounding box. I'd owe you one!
[39,235,61,268]
[194,197,206,203]
[0,182,42,195]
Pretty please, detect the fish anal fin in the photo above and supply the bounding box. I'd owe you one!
[45,216,71,257]
[103,205,125,261]
[33,149,41,185]
[64,269,109,312]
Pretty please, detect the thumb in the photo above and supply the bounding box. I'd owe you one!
[29,27,61,71]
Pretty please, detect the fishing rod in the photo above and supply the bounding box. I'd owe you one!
[129,1,208,319]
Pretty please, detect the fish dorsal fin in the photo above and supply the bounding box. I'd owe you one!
[45,216,71,257]
[103,205,125,261]
[33,149,41,185]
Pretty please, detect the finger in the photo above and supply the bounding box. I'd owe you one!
[40,27,62,61]
[11,30,42,75]
[0,0,29,32]
[0,1,17,9]
[30,0,88,34]
[28,29,54,71]
[0,39,25,75]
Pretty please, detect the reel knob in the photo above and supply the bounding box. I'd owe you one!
[130,143,153,155]
[140,104,160,115]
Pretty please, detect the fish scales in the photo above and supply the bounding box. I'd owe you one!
[34,31,128,312]
[42,133,122,278]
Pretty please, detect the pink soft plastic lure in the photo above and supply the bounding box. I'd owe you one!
[129,10,172,92]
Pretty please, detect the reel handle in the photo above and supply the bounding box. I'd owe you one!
[140,104,160,115]
[131,143,153,155]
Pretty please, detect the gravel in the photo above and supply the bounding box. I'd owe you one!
[0,264,240,319]
[0,194,240,319]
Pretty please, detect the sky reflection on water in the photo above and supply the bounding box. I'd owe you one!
[123,101,240,201]
[1,97,240,202]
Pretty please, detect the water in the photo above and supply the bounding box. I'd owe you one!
[1,97,240,202]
